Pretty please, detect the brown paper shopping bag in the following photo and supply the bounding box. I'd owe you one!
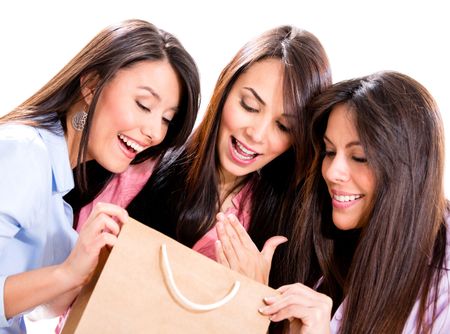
[62,218,277,333]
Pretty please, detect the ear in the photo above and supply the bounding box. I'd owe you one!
[80,71,100,106]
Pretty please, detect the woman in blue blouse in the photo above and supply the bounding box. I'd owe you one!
[0,19,199,333]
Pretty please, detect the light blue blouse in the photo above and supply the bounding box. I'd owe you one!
[0,122,77,333]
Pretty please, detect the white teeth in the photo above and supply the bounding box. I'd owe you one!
[333,194,362,202]
[235,140,256,155]
[233,148,254,161]
[118,134,145,153]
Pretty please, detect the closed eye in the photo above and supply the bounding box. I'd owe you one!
[276,121,290,133]
[352,156,367,163]
[240,100,259,113]
[136,101,151,112]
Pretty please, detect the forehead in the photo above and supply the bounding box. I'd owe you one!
[113,60,174,82]
[104,60,181,101]
[234,58,284,86]
[326,103,359,137]
[327,103,356,129]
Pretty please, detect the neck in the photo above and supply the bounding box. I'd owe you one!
[218,169,245,202]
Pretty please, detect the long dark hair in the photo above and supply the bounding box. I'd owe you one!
[287,71,447,333]
[0,19,200,192]
[129,25,331,273]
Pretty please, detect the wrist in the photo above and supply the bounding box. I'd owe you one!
[54,263,85,291]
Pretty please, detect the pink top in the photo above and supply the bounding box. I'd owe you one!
[78,158,252,258]
[76,158,157,232]
[77,158,252,259]
[55,159,157,334]
[192,185,252,261]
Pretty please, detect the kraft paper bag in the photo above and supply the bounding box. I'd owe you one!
[62,218,277,333]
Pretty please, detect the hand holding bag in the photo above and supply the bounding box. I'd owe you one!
[62,218,277,333]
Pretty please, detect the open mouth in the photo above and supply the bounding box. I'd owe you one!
[231,136,259,161]
[118,133,145,154]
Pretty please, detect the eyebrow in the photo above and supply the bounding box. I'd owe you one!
[243,87,265,106]
[323,135,362,148]
[138,86,160,101]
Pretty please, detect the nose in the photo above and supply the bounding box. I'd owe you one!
[142,112,165,146]
[323,153,350,183]
[246,115,271,143]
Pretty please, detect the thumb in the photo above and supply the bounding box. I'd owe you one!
[261,236,288,264]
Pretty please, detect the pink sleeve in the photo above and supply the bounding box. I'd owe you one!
[76,159,157,232]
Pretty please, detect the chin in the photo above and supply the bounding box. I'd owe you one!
[332,216,358,231]
[104,162,129,174]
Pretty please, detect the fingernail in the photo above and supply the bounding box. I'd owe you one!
[263,296,274,303]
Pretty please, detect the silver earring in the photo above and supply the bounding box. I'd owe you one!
[72,109,88,131]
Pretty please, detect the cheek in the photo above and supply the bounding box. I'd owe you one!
[220,104,238,132]
[361,168,376,197]
[321,159,332,185]
[267,130,292,156]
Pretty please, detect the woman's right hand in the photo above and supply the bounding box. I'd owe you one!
[60,202,129,288]
[259,283,332,334]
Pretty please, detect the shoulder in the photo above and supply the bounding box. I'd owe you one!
[0,124,54,194]
[0,122,41,140]
[0,123,49,156]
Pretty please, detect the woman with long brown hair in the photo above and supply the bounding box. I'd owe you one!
[0,19,199,332]
[261,71,450,333]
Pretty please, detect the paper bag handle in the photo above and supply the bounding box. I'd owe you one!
[161,243,240,311]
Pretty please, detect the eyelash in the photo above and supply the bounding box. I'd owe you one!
[240,99,290,133]
[136,101,150,112]
[137,101,173,126]
[352,156,367,163]
[240,100,258,113]
[276,121,290,133]
[323,150,367,163]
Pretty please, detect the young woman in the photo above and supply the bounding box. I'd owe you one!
[0,19,199,332]
[75,25,331,288]
[261,71,450,333]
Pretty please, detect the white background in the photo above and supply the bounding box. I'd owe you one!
[0,0,448,332]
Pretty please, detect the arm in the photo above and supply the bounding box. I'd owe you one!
[214,213,287,284]
[260,283,332,334]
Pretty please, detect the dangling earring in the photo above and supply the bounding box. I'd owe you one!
[72,108,88,131]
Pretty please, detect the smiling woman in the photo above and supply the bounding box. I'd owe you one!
[217,58,292,186]
[263,71,450,333]
[0,19,200,333]
[80,60,181,171]
[321,104,376,230]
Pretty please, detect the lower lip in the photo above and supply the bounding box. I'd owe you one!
[228,137,257,165]
[117,137,137,160]
[331,198,362,209]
